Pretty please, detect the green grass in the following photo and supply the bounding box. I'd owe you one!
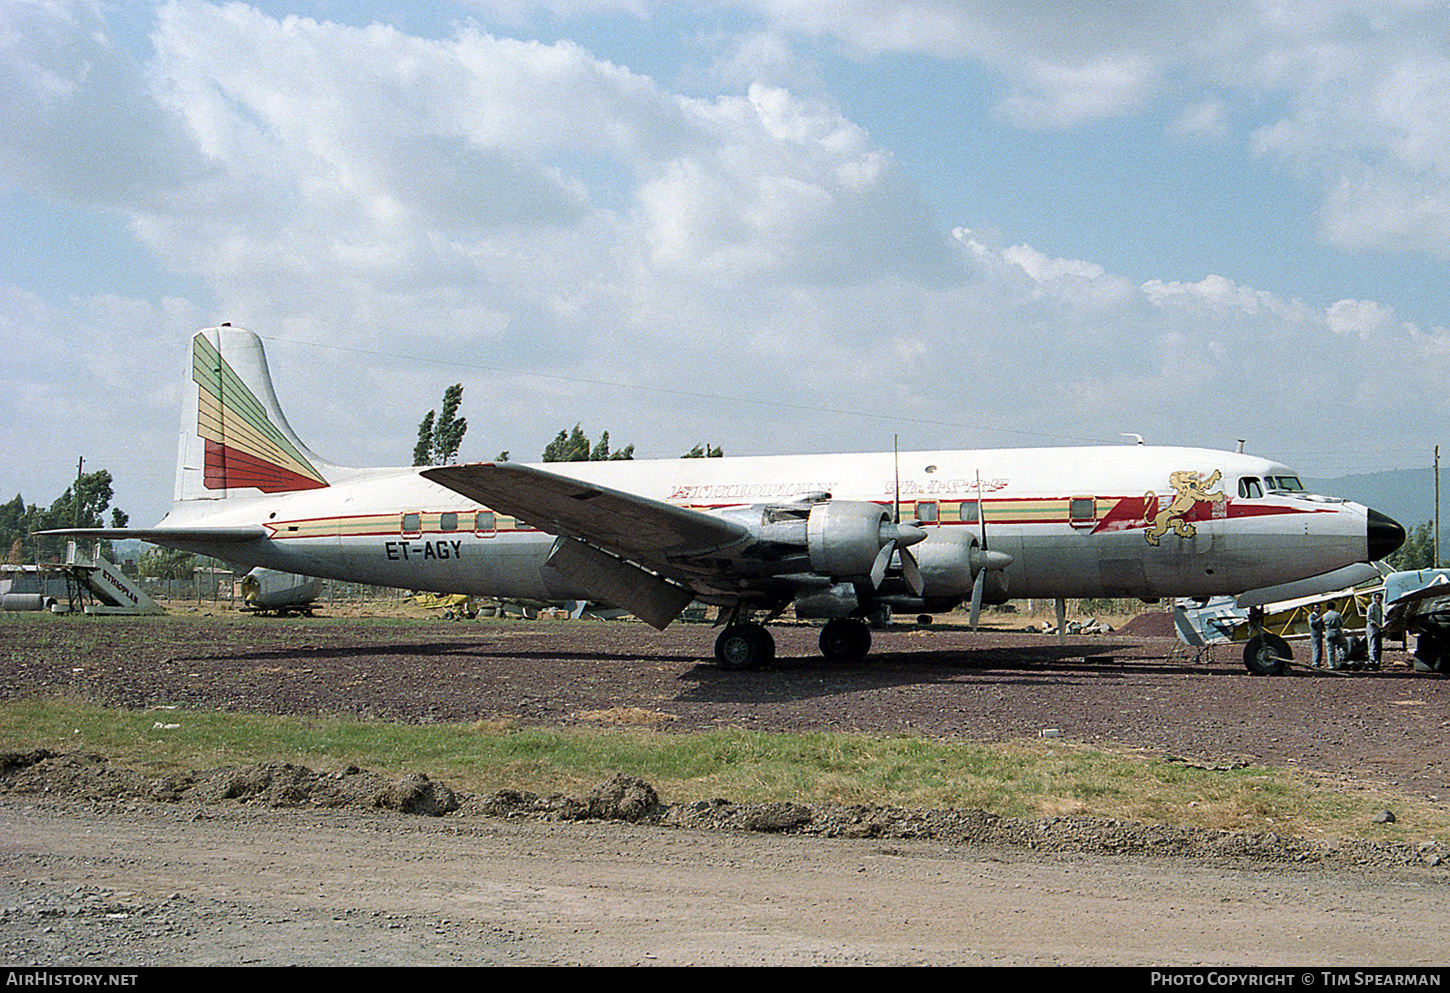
[2,696,1445,845]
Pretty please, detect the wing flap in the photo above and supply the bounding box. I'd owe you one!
[546,537,695,630]
[420,463,749,563]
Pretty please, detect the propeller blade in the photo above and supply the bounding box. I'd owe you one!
[871,539,895,589]
[973,469,988,634]
[900,545,924,597]
[976,469,988,550]
[893,435,901,525]
[967,541,1013,631]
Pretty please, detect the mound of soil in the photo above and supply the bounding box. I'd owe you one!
[3,749,1443,872]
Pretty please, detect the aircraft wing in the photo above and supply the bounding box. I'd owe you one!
[420,462,750,564]
[1383,572,1450,634]
[1386,574,1450,608]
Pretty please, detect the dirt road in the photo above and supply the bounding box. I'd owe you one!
[4,796,1448,967]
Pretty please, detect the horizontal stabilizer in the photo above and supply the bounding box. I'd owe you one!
[38,526,268,543]
[1385,570,1450,607]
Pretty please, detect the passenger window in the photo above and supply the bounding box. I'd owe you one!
[960,501,979,525]
[401,512,421,536]
[440,512,458,532]
[474,511,496,532]
[915,501,939,524]
[1069,498,1096,524]
[1239,477,1263,499]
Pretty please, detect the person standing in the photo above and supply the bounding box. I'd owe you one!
[1366,591,1384,670]
[1308,604,1326,669]
[1324,604,1348,670]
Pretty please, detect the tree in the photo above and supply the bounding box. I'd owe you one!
[682,443,723,458]
[138,546,196,581]
[1,494,29,565]
[412,410,435,466]
[542,424,634,462]
[1388,521,1438,571]
[0,470,128,563]
[412,385,468,466]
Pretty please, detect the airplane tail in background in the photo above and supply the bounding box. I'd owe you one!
[175,326,344,502]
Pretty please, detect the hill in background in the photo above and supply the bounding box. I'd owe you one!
[1305,467,1444,560]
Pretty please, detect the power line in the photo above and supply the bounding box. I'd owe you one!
[259,333,1110,447]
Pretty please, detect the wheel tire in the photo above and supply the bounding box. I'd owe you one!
[1244,633,1292,676]
[820,618,871,663]
[715,625,774,671]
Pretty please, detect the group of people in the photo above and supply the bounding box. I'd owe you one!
[1304,593,1384,670]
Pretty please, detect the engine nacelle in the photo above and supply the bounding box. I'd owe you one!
[806,501,892,579]
[912,531,1012,602]
[240,568,323,611]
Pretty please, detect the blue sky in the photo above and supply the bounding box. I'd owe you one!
[4,1,1449,526]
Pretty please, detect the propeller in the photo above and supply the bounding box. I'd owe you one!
[870,519,927,596]
[870,435,926,596]
[968,470,1014,630]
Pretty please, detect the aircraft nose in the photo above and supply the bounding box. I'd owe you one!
[1367,508,1406,562]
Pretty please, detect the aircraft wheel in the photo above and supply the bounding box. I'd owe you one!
[1243,633,1292,676]
[820,618,872,663]
[715,624,775,671]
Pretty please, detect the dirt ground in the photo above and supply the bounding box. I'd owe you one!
[2,610,1450,966]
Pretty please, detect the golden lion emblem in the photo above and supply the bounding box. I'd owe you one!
[1145,470,1225,546]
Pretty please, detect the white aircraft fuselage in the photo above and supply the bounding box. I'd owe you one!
[53,327,1405,670]
[155,446,1382,604]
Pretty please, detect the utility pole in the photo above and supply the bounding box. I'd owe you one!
[1437,445,1442,569]
[71,458,83,530]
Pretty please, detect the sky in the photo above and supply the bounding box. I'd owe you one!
[4,0,1450,526]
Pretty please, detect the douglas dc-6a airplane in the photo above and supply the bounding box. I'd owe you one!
[49,326,1406,673]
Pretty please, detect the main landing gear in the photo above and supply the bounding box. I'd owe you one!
[714,617,878,670]
[1243,633,1293,676]
[818,618,871,663]
[714,624,775,671]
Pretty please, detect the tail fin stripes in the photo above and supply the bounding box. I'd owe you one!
[191,333,328,493]
[176,328,336,501]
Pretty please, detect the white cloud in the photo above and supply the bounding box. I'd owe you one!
[0,0,206,207]
[6,0,1450,521]
[994,52,1160,130]
[0,285,204,516]
[1168,98,1231,142]
[730,1,1450,257]
[1326,297,1399,340]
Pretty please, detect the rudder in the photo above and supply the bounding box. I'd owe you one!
[175,326,340,501]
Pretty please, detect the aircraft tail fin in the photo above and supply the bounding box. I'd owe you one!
[175,326,344,502]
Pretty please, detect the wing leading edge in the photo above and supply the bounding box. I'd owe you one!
[421,462,753,629]
[420,462,749,561]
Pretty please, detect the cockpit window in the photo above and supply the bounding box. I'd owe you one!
[1266,476,1305,492]
[1238,477,1263,499]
